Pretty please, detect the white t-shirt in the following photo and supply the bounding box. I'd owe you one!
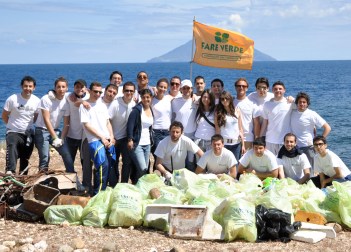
[154,135,200,171]
[247,91,274,106]
[314,149,350,178]
[36,95,70,129]
[66,92,90,140]
[194,112,215,141]
[139,108,153,145]
[277,153,311,181]
[239,149,278,173]
[152,96,172,130]
[291,108,326,147]
[262,99,292,144]
[171,97,197,134]
[220,113,240,145]
[234,97,255,142]
[101,86,123,99]
[80,101,110,143]
[3,93,40,133]
[197,147,237,174]
[109,97,136,140]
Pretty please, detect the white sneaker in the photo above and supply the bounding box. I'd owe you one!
[5,170,14,175]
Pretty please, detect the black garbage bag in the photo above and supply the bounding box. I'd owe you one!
[256,204,301,243]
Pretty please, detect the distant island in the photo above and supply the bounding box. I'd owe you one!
[147,40,277,63]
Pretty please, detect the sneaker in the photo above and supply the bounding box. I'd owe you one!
[5,170,14,175]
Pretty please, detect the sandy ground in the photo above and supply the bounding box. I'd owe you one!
[0,148,350,251]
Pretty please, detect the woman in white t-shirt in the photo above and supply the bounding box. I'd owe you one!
[151,78,172,155]
[194,89,216,152]
[127,89,154,183]
[215,91,245,161]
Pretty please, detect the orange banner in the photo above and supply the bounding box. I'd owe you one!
[193,21,254,70]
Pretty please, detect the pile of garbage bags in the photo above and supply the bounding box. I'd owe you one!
[43,169,351,242]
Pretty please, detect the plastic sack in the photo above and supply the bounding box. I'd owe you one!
[81,187,112,227]
[214,197,257,242]
[44,205,83,225]
[154,186,185,204]
[333,181,351,227]
[256,204,301,242]
[171,168,200,191]
[136,174,165,199]
[108,183,143,227]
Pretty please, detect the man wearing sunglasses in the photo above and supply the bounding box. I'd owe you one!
[80,82,116,195]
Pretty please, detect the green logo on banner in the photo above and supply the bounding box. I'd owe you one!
[215,32,229,43]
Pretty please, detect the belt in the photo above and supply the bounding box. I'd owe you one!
[224,138,240,144]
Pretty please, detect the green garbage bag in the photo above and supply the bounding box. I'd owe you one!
[81,187,113,227]
[171,168,200,191]
[44,205,83,225]
[108,183,143,227]
[333,181,351,227]
[214,196,257,242]
[154,186,185,204]
[136,174,165,199]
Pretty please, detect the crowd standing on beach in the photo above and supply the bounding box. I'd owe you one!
[2,71,350,196]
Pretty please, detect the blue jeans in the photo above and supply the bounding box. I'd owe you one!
[66,137,82,164]
[35,127,74,172]
[130,144,150,183]
[6,132,34,174]
[112,137,136,184]
[151,129,169,154]
[225,142,242,162]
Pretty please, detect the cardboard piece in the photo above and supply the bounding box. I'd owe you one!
[32,173,78,192]
[300,222,336,238]
[290,230,326,243]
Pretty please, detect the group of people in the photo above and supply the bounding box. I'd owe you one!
[2,71,350,196]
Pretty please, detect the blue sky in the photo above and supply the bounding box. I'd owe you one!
[1,0,350,64]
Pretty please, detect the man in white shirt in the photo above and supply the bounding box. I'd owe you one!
[168,76,182,99]
[196,134,237,178]
[260,81,292,155]
[291,92,331,170]
[311,135,351,189]
[35,76,74,172]
[155,121,204,180]
[109,70,124,98]
[80,82,116,195]
[234,78,255,150]
[277,133,311,184]
[238,137,279,180]
[194,75,206,97]
[109,82,136,184]
[2,76,40,175]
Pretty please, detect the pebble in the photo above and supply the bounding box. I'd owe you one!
[101,241,117,252]
[118,227,122,231]
[18,237,33,245]
[18,243,36,252]
[0,245,10,252]
[149,247,158,252]
[2,241,16,248]
[129,226,134,230]
[72,238,85,249]
[73,249,89,252]
[170,246,186,252]
[58,244,74,252]
[34,240,48,251]
[61,221,71,227]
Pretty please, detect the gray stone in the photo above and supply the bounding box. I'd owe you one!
[34,240,48,251]
[18,243,36,252]
[58,244,74,252]
[18,237,33,245]
[2,241,16,248]
[72,238,85,249]
[101,241,117,252]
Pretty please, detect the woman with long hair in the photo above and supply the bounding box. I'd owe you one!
[127,89,154,183]
[194,89,216,152]
[151,78,172,154]
[215,91,245,161]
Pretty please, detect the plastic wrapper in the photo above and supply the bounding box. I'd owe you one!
[44,205,83,225]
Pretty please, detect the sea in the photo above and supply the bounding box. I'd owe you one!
[0,61,350,167]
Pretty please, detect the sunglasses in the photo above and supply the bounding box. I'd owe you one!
[235,85,248,88]
[124,89,134,93]
[313,142,325,147]
[138,75,148,80]
[171,82,180,86]
[92,90,103,94]
[221,97,230,101]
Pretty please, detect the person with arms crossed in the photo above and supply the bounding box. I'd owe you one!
[311,135,351,189]
[238,137,279,180]
[2,76,40,175]
[196,134,237,179]
[80,82,116,195]
[155,121,204,181]
[277,133,311,184]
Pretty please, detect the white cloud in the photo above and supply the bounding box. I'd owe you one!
[15,38,26,44]
[278,5,300,18]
